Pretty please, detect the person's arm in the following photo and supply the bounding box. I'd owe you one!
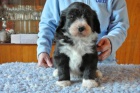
[97,0,129,61]
[37,0,60,67]
[105,0,129,54]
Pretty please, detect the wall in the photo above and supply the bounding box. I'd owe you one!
[116,0,140,64]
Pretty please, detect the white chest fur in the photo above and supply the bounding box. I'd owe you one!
[59,33,97,75]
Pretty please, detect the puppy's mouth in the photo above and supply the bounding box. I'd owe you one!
[68,18,92,37]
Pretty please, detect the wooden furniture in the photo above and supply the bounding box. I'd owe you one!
[116,0,140,64]
[0,44,55,64]
[0,44,38,63]
[0,44,55,63]
[0,0,140,64]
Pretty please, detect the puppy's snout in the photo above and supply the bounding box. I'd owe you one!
[78,26,85,32]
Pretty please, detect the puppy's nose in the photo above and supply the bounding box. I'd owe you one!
[78,26,85,32]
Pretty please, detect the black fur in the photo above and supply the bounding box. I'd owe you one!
[53,2,100,83]
[55,2,100,35]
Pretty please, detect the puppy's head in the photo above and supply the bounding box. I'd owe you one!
[56,2,100,38]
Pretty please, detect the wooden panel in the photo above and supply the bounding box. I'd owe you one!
[0,44,38,63]
[116,0,140,64]
[0,44,56,64]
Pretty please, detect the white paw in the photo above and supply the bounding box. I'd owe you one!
[56,80,71,87]
[82,79,98,88]
[96,70,103,79]
[53,69,58,77]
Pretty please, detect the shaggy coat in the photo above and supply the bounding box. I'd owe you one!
[53,2,101,88]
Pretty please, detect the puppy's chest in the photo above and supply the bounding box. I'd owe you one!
[59,40,95,74]
[59,40,94,57]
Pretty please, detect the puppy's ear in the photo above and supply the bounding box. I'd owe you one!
[55,11,66,41]
[92,11,101,34]
[56,11,66,33]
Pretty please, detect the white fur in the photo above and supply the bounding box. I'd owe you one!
[56,81,71,87]
[59,33,98,75]
[69,17,92,37]
[82,79,98,88]
[96,70,103,79]
[53,69,58,77]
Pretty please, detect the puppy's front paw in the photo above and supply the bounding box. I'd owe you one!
[82,79,98,88]
[56,80,71,87]
[53,69,58,77]
[96,70,103,79]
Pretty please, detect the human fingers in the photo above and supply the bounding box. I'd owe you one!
[97,38,111,52]
[38,58,48,68]
[38,53,52,67]
[97,44,110,52]
[97,38,105,47]
[44,56,53,67]
[98,48,111,61]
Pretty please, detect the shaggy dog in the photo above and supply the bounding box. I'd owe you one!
[53,2,102,88]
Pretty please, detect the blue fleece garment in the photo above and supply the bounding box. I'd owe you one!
[37,0,129,63]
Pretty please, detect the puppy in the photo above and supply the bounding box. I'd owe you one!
[53,2,102,88]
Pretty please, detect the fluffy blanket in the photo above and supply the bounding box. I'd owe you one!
[0,62,140,93]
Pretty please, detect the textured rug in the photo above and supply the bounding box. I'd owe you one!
[0,62,140,93]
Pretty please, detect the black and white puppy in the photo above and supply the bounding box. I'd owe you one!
[53,2,102,88]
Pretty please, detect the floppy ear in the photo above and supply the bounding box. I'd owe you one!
[55,11,66,41]
[56,11,66,33]
[92,11,101,34]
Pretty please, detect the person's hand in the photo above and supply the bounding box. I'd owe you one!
[97,38,112,61]
[38,53,53,67]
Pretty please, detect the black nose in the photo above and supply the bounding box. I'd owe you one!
[78,26,85,32]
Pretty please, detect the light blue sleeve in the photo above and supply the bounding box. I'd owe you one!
[37,0,129,62]
[37,0,60,57]
[103,0,129,55]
